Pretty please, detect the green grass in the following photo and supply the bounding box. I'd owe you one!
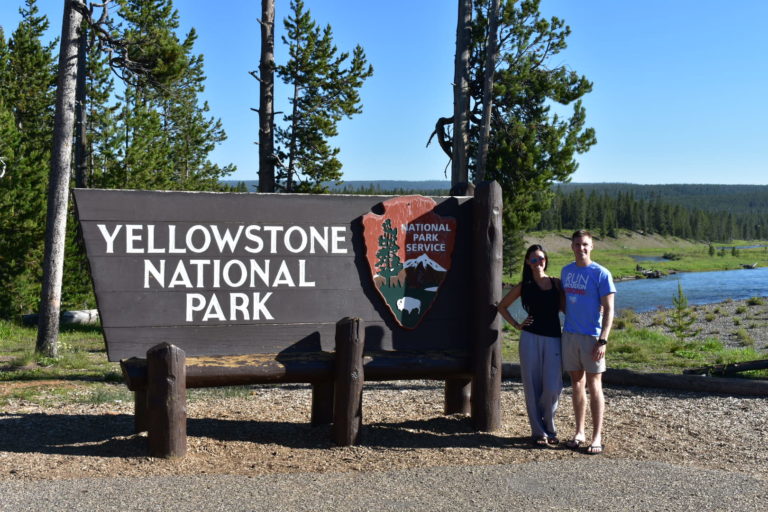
[501,326,766,376]
[0,320,121,383]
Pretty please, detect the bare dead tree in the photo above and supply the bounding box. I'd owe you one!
[36,0,84,356]
[475,0,500,182]
[74,18,88,188]
[452,0,472,187]
[254,0,276,192]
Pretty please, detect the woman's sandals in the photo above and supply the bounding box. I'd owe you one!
[533,436,560,448]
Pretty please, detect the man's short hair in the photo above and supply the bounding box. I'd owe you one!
[571,229,593,241]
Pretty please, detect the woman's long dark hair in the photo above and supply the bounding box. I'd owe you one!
[520,244,548,314]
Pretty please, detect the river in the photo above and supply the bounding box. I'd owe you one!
[615,266,768,312]
[504,267,768,318]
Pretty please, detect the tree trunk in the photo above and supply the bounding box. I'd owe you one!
[258,0,276,192]
[36,1,83,357]
[286,82,299,192]
[74,20,88,188]
[452,0,472,186]
[475,0,500,182]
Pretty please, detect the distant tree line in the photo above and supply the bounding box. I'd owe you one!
[535,188,768,242]
[335,184,450,196]
[555,183,768,215]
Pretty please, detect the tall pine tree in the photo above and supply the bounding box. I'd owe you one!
[436,0,595,271]
[0,0,57,317]
[275,0,373,193]
[117,0,232,191]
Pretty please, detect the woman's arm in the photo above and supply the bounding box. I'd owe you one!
[554,277,566,313]
[497,283,524,329]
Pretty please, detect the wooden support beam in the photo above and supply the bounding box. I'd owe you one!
[333,317,364,446]
[470,181,503,431]
[684,359,768,376]
[311,381,334,426]
[134,388,148,433]
[147,343,187,458]
[444,377,471,415]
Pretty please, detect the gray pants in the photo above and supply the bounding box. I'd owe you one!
[519,331,563,439]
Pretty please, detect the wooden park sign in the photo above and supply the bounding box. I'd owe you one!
[74,183,502,457]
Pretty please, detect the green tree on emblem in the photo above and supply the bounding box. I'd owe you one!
[375,219,403,284]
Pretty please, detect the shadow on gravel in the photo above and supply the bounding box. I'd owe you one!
[0,411,536,457]
[0,412,144,457]
[363,416,531,450]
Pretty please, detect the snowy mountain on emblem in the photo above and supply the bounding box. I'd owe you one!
[403,253,446,272]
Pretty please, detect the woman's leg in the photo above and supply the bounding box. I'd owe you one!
[519,331,546,438]
[540,337,563,439]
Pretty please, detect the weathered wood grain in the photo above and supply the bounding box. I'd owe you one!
[147,343,187,458]
[470,181,503,432]
[333,317,364,446]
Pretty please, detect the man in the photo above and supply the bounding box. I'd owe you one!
[561,230,615,455]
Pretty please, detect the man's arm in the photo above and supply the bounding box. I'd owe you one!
[600,292,615,341]
[592,292,614,361]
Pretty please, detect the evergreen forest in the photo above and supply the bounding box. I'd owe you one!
[535,184,768,242]
[0,0,235,318]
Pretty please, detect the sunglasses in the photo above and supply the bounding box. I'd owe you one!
[529,256,545,264]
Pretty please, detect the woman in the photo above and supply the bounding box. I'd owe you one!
[497,244,564,447]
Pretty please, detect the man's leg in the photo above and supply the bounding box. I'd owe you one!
[569,370,586,445]
[585,372,604,452]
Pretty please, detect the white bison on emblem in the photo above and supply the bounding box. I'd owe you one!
[396,296,421,315]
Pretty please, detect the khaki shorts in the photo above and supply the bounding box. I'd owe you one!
[562,331,606,374]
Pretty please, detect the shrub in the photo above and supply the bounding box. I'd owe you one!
[746,297,766,306]
[615,309,637,330]
[733,328,755,347]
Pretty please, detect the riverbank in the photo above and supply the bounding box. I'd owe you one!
[623,298,768,352]
[523,230,768,279]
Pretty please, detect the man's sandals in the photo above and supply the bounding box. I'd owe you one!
[584,444,604,455]
[566,438,604,455]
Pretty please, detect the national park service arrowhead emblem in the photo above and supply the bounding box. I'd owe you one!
[362,196,456,329]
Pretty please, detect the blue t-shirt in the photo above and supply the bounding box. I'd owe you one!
[561,261,616,337]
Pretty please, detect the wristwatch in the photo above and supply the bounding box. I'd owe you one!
[597,338,608,346]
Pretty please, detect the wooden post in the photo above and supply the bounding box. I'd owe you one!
[445,181,475,415]
[444,377,471,415]
[333,317,364,446]
[311,381,334,426]
[470,181,503,431]
[147,343,187,458]
[134,387,148,433]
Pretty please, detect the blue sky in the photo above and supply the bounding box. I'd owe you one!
[2,0,767,185]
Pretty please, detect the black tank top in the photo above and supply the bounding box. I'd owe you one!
[521,277,561,338]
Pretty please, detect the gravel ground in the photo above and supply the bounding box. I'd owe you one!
[0,299,766,509]
[1,378,766,482]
